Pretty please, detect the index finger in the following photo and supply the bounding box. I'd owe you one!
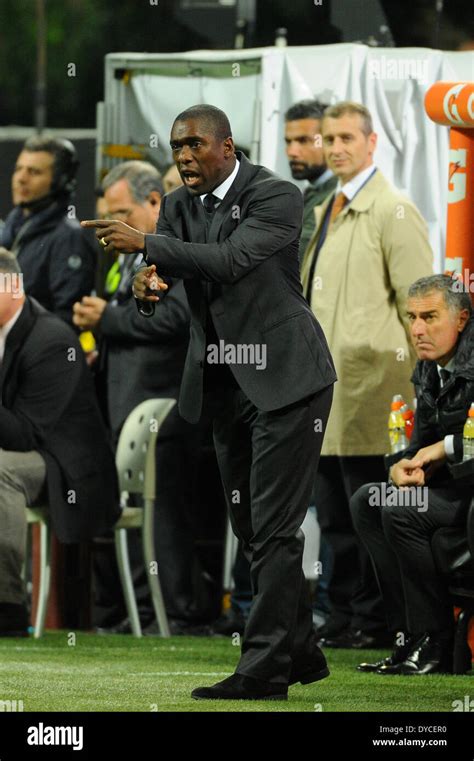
[81,219,110,229]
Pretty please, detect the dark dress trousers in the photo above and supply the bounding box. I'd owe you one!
[142,152,337,682]
[0,297,120,543]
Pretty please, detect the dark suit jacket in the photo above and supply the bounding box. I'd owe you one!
[99,278,190,437]
[144,152,337,423]
[300,174,338,263]
[0,297,120,542]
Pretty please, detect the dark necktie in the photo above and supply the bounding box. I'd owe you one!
[202,193,219,233]
[439,368,451,388]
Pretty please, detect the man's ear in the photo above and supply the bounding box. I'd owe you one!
[458,308,471,332]
[368,131,377,158]
[223,137,235,158]
[147,191,161,207]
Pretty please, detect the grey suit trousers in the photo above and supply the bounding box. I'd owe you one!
[0,451,46,604]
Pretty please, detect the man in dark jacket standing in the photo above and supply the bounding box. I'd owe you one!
[0,249,119,637]
[350,274,473,675]
[0,136,96,325]
[82,104,337,701]
[284,99,337,262]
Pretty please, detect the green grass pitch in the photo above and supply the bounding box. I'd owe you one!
[0,632,471,712]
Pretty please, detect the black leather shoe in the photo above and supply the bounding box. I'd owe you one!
[314,620,349,642]
[95,617,135,635]
[96,611,158,634]
[358,635,413,673]
[191,673,288,701]
[321,628,392,649]
[210,610,247,637]
[145,618,211,636]
[289,641,330,685]
[397,633,453,675]
[0,603,29,637]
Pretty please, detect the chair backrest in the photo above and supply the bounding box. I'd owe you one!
[115,398,176,501]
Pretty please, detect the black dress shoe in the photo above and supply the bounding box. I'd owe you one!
[209,610,247,637]
[314,620,349,641]
[358,635,413,673]
[96,612,159,634]
[95,617,134,635]
[397,633,453,676]
[0,603,29,637]
[145,618,211,636]
[321,628,392,649]
[191,673,288,701]
[289,641,330,685]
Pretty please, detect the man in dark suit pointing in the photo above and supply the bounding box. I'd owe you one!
[82,105,336,701]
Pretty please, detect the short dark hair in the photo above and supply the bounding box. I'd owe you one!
[22,135,79,193]
[285,99,328,122]
[322,101,374,137]
[102,160,164,202]
[0,248,21,275]
[173,104,232,141]
[408,274,473,316]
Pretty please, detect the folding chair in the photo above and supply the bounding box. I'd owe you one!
[24,507,52,639]
[114,398,176,637]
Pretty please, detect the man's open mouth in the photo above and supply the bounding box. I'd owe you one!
[181,170,201,186]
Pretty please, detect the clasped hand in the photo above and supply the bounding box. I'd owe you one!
[389,441,446,487]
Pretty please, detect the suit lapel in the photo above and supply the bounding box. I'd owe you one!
[208,152,257,243]
[301,193,334,292]
[0,298,36,396]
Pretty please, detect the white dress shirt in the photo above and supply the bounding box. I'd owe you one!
[311,168,334,190]
[336,164,377,201]
[200,159,240,206]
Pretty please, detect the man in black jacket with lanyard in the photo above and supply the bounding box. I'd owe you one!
[82,104,337,701]
[350,274,473,676]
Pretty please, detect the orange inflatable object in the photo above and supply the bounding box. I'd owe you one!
[425,82,474,283]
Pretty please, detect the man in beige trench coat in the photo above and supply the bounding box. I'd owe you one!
[301,101,434,648]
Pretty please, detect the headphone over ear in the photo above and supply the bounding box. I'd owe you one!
[52,138,79,195]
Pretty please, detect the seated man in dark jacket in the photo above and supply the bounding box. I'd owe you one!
[350,274,473,675]
[0,249,119,636]
[0,136,96,326]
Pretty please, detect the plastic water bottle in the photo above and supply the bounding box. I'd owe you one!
[401,403,415,441]
[462,403,474,462]
[388,395,408,453]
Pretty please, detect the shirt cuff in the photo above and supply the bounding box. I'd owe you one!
[443,434,456,461]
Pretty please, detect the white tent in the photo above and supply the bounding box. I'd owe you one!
[98,45,474,271]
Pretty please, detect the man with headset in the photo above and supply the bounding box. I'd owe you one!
[0,136,96,326]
